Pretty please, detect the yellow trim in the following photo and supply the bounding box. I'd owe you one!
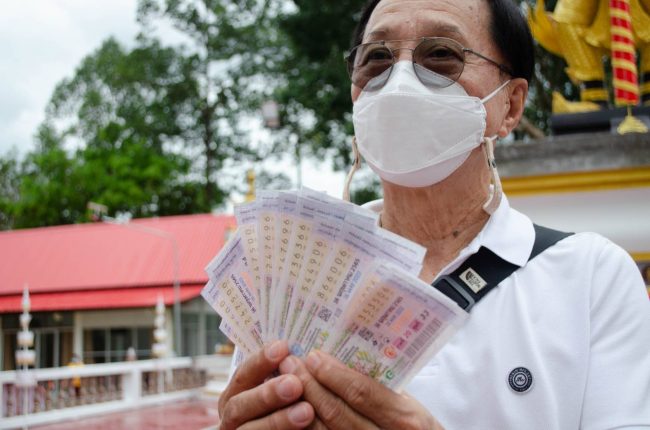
[611,58,638,74]
[611,41,637,55]
[581,88,609,100]
[610,8,632,21]
[642,82,650,93]
[630,252,650,262]
[611,26,635,41]
[613,78,641,94]
[502,167,650,196]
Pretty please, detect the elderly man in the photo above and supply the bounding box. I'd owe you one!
[216,0,650,429]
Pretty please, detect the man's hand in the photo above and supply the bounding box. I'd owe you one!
[279,350,444,430]
[218,341,315,430]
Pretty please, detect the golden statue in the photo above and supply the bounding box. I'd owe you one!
[529,0,650,120]
[245,169,256,202]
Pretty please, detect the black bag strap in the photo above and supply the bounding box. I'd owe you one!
[432,224,573,312]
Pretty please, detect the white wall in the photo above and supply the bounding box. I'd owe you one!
[509,187,650,255]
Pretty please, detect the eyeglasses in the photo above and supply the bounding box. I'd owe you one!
[345,37,513,90]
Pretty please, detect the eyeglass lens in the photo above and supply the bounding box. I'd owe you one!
[348,38,466,89]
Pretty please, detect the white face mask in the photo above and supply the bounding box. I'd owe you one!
[351,61,509,188]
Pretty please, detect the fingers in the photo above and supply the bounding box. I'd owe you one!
[218,341,290,416]
[220,374,304,429]
[237,401,315,430]
[305,417,329,430]
[304,350,434,430]
[280,355,379,430]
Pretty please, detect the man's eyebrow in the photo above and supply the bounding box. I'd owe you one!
[434,23,463,37]
[365,29,388,41]
[364,23,467,44]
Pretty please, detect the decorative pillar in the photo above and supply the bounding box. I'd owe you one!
[152,296,168,394]
[15,287,36,426]
[610,0,639,106]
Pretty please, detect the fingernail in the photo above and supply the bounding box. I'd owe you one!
[306,351,321,371]
[279,356,297,374]
[276,376,297,400]
[265,340,284,361]
[287,403,311,425]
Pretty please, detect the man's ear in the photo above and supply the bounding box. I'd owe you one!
[498,78,528,138]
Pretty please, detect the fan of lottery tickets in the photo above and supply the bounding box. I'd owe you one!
[202,188,468,390]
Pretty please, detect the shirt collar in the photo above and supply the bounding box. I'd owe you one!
[362,195,535,271]
[470,195,535,267]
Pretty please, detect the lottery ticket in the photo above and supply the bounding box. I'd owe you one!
[290,222,367,355]
[301,187,379,226]
[219,320,255,357]
[285,215,341,341]
[203,188,469,392]
[273,193,352,340]
[374,227,427,274]
[234,201,261,305]
[203,285,259,355]
[256,191,281,341]
[202,231,263,353]
[272,194,316,339]
[324,262,467,390]
[289,221,427,356]
[268,191,299,338]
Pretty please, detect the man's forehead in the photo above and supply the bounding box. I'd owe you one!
[372,0,483,15]
[366,0,486,40]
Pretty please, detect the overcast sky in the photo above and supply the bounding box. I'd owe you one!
[0,0,346,197]
[0,0,142,156]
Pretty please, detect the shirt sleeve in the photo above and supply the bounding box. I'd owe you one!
[580,237,650,430]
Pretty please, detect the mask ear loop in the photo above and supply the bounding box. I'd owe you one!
[343,136,361,202]
[482,135,502,215]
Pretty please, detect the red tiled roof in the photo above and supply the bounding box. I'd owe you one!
[0,214,236,312]
[0,285,205,313]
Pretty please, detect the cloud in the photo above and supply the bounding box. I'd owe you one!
[0,0,140,156]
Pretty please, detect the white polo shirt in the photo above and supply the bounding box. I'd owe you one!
[366,197,650,430]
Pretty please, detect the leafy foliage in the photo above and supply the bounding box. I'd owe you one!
[8,122,205,229]
[0,151,21,229]
[1,0,575,229]
[3,0,278,229]
[269,0,574,148]
[269,0,366,170]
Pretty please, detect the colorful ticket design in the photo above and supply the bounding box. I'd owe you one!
[323,262,467,390]
[201,188,467,388]
[203,231,263,354]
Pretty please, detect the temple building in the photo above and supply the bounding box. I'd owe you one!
[0,214,235,370]
[498,132,650,296]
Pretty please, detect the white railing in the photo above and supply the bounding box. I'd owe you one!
[0,354,232,429]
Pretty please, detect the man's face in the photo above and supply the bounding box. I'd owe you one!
[351,0,510,137]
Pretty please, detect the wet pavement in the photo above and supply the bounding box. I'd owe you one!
[34,398,219,430]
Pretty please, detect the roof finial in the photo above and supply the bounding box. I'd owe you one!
[245,169,256,202]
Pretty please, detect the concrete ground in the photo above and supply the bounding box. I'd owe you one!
[33,398,219,430]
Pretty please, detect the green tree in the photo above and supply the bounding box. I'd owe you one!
[12,124,85,228]
[11,121,206,229]
[0,150,21,229]
[268,0,573,157]
[47,36,222,210]
[7,0,294,229]
[136,0,280,203]
[269,0,365,170]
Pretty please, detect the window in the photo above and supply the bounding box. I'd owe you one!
[2,312,73,370]
[83,327,152,364]
[206,314,227,354]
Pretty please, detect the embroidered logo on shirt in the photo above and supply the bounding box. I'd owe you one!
[508,367,533,393]
[459,268,488,293]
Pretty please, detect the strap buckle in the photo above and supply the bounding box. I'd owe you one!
[432,276,477,312]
